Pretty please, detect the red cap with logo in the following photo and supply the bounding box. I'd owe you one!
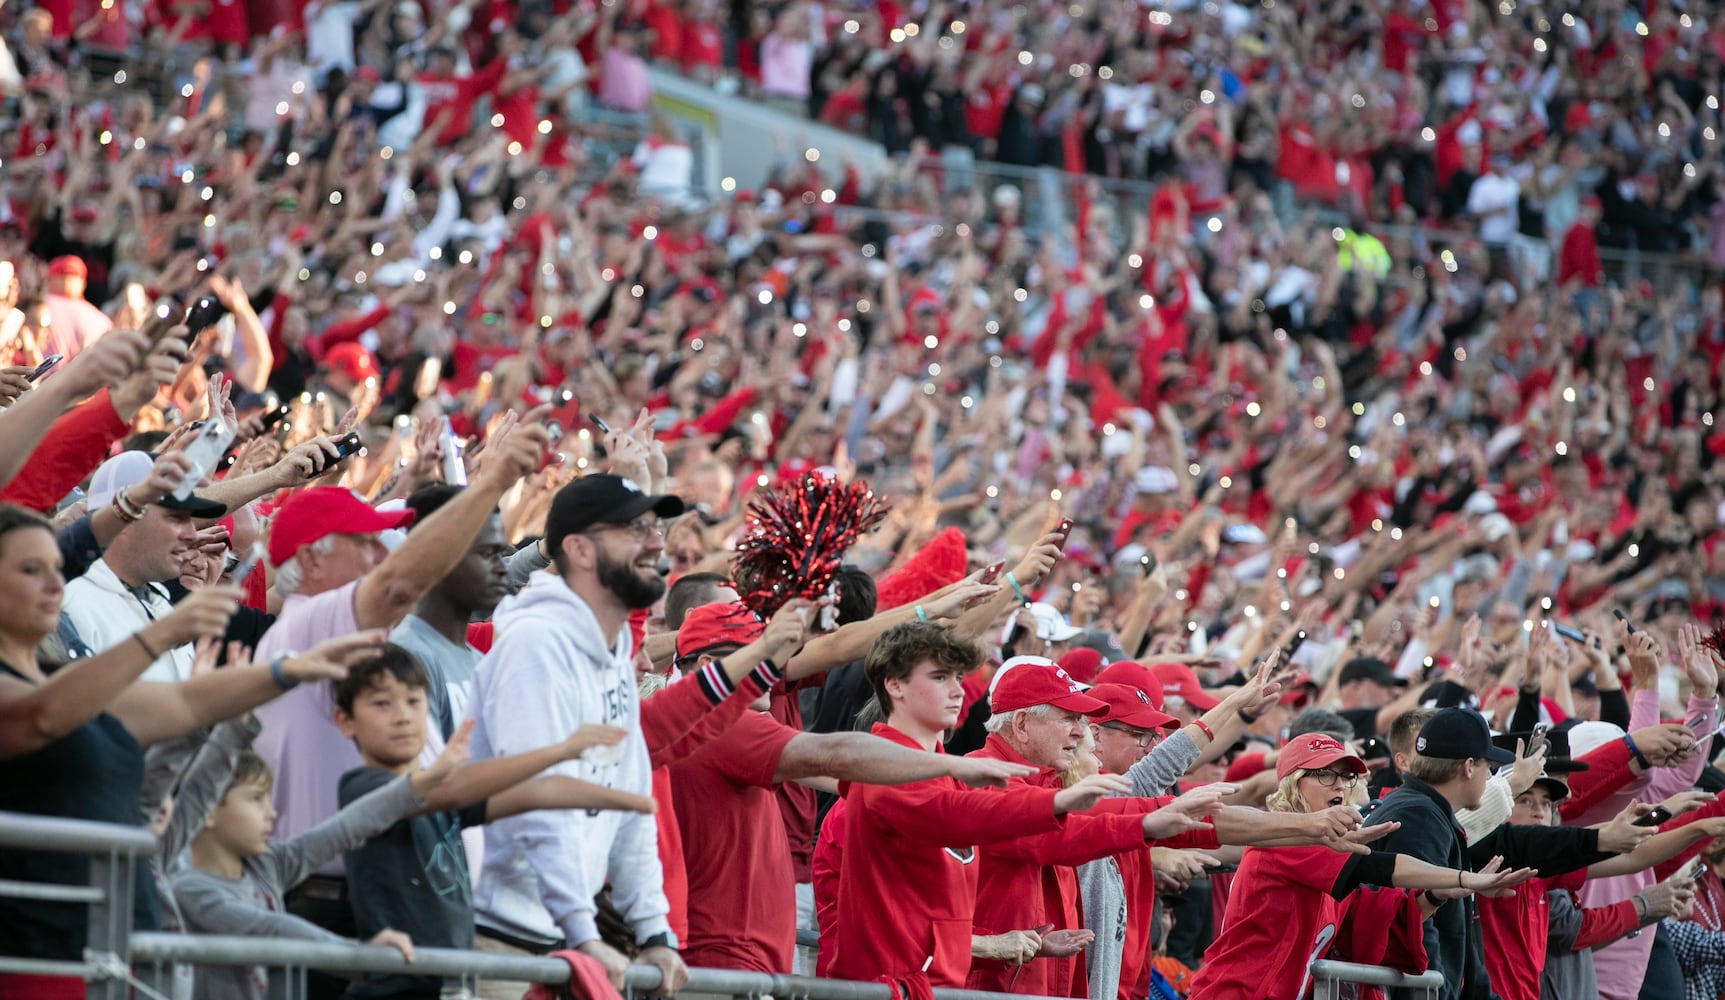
[267,487,416,566]
[1276,734,1367,780]
[1087,682,1179,731]
[1056,647,1104,686]
[675,601,764,660]
[1093,661,1167,710]
[991,664,1108,716]
[1150,662,1220,711]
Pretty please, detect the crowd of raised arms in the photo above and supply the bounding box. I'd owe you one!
[2,0,1725,998]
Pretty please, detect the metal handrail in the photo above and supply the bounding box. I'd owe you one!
[1310,958,1444,999]
[0,811,156,856]
[130,932,1049,1000]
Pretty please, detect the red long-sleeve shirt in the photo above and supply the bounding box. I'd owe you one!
[1557,222,1602,288]
[1559,737,1634,822]
[830,724,1065,987]
[0,388,129,512]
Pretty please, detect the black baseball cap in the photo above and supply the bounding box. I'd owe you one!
[1338,657,1407,688]
[544,475,685,554]
[1414,708,1516,765]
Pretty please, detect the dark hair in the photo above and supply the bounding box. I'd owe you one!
[0,504,52,542]
[666,572,733,629]
[121,430,170,453]
[223,751,274,799]
[834,565,877,626]
[332,644,430,714]
[404,483,464,525]
[1287,707,1357,743]
[864,622,981,716]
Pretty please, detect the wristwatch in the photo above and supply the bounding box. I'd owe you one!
[640,931,679,951]
[1422,890,1446,909]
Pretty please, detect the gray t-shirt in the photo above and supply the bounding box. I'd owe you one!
[390,614,482,741]
[169,774,422,1000]
[339,766,488,997]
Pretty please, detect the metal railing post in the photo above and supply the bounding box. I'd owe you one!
[85,847,135,1000]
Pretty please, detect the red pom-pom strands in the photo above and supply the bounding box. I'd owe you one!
[732,472,890,618]
[1705,624,1725,660]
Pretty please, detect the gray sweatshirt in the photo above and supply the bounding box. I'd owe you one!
[169,774,424,1000]
[150,715,264,1000]
[1081,731,1202,1000]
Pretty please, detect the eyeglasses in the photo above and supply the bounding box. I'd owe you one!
[1100,723,1161,749]
[1304,769,1361,788]
[587,518,667,541]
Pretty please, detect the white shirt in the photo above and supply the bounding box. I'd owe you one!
[63,559,193,682]
[1467,172,1522,244]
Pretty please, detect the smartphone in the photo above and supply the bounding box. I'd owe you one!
[226,541,265,584]
[25,354,64,382]
[174,420,236,501]
[1613,609,1637,634]
[258,404,292,432]
[1141,552,1159,577]
[331,432,364,461]
[982,559,1006,583]
[1553,623,1588,644]
[1055,518,1074,550]
[1281,629,1309,664]
[143,304,180,346]
[182,295,228,335]
[441,425,467,486]
[590,412,612,435]
[1633,806,1673,828]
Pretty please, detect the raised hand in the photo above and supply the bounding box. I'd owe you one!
[1677,623,1720,699]
[1508,738,1549,797]
[0,366,37,407]
[1053,773,1133,814]
[129,451,198,507]
[1597,801,1661,854]
[60,328,150,398]
[564,724,628,757]
[423,719,475,788]
[1333,822,1400,855]
[923,571,1001,619]
[284,629,391,683]
[760,598,818,660]
[158,584,245,647]
[1658,791,1718,818]
[1461,856,1540,898]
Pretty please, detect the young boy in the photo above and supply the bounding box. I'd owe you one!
[333,644,655,999]
[171,742,455,1000]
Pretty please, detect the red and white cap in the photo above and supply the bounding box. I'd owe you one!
[1276,734,1367,780]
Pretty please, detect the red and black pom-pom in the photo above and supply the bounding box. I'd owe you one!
[1704,624,1725,659]
[732,472,890,618]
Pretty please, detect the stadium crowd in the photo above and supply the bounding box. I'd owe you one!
[3,0,1725,998]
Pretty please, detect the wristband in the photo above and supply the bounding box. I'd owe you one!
[1237,707,1259,725]
[915,605,928,623]
[110,495,142,524]
[639,931,678,951]
[269,654,300,691]
[132,632,160,661]
[1624,733,1651,769]
[1005,571,1030,607]
[1633,894,1649,921]
[1423,890,1445,908]
[1192,719,1215,742]
[115,487,148,521]
[1458,869,1465,889]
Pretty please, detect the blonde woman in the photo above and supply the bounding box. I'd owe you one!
[1188,736,1536,1000]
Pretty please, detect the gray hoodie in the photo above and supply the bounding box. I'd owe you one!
[469,569,669,950]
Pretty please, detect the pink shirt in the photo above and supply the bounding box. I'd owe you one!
[251,581,364,877]
[44,293,113,359]
[599,49,650,112]
[758,34,811,99]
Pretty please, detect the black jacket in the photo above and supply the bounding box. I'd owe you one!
[1362,774,1614,1000]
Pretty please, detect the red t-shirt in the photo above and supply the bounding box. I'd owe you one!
[1478,869,1586,1000]
[770,680,822,884]
[1187,845,1354,999]
[668,711,799,972]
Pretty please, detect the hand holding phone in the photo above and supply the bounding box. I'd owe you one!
[1633,806,1674,828]
[174,420,236,501]
[26,354,64,382]
[982,560,1006,583]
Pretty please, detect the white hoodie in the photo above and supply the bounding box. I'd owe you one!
[469,571,670,949]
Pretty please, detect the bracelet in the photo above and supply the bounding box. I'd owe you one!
[1624,733,1651,769]
[1004,571,1030,607]
[915,605,928,623]
[1458,869,1465,889]
[269,654,299,691]
[1192,719,1215,742]
[1237,707,1259,725]
[109,495,141,525]
[132,632,160,661]
[1633,894,1649,921]
[1423,890,1445,909]
[115,487,148,521]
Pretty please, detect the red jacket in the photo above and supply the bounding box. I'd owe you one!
[0,388,128,512]
[964,735,1158,996]
[829,724,1065,986]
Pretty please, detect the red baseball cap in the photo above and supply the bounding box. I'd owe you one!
[267,487,416,566]
[675,601,764,660]
[1057,647,1104,686]
[323,342,380,384]
[48,255,87,279]
[1276,734,1367,780]
[1150,662,1220,711]
[991,664,1108,716]
[1094,661,1167,710]
[1087,682,1179,731]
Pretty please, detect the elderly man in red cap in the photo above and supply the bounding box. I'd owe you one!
[43,254,112,359]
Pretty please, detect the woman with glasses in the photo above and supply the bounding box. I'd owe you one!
[1187,735,1537,1000]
